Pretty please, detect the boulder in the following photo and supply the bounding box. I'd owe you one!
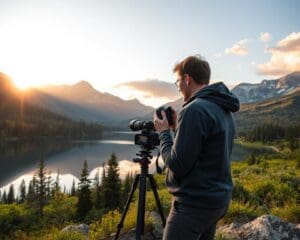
[218,215,300,240]
[61,223,89,236]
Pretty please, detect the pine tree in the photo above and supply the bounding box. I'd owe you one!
[52,169,61,195]
[70,179,76,196]
[77,160,92,221]
[102,153,122,210]
[94,168,102,209]
[27,176,37,204]
[36,159,47,217]
[2,190,7,204]
[7,184,15,204]
[46,171,52,198]
[19,179,26,203]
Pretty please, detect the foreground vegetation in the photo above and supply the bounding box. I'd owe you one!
[0,138,299,239]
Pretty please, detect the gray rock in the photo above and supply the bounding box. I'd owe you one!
[61,223,89,236]
[218,215,300,240]
[149,211,164,239]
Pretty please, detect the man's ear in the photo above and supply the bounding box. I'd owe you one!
[185,74,191,85]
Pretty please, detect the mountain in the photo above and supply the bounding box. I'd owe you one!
[234,88,300,133]
[232,72,300,103]
[30,80,154,123]
[142,74,300,134]
[0,73,104,140]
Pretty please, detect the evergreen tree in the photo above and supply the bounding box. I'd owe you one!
[52,169,61,195]
[36,159,47,217]
[70,179,76,196]
[46,171,52,198]
[2,190,7,204]
[94,168,102,209]
[27,177,36,204]
[102,153,122,210]
[19,179,26,203]
[7,184,15,204]
[77,160,92,221]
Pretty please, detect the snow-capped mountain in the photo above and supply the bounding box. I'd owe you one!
[231,72,300,103]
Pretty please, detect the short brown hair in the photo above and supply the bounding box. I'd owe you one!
[173,55,211,84]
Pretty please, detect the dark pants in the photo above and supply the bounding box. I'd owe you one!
[163,201,228,240]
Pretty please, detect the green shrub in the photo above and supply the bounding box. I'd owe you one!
[54,231,86,240]
[232,181,252,203]
[271,201,300,223]
[43,193,77,226]
[222,201,263,224]
[146,189,171,212]
[0,204,29,236]
[89,210,121,239]
[84,207,106,224]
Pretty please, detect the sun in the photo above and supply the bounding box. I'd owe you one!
[13,79,33,90]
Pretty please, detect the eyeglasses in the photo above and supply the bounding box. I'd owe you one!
[174,79,180,88]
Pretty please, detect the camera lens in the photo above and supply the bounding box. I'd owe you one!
[129,120,155,131]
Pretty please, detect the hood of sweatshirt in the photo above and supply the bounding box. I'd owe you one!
[183,82,240,112]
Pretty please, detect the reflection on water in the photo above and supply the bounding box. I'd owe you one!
[0,131,277,195]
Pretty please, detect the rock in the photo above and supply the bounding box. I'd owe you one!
[149,211,164,239]
[61,223,89,236]
[218,215,300,240]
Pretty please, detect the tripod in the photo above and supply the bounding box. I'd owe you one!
[114,149,166,240]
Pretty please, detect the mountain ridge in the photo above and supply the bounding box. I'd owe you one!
[232,72,300,103]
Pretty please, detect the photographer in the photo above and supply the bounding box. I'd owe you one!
[153,55,240,240]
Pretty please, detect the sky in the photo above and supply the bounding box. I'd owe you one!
[0,0,299,107]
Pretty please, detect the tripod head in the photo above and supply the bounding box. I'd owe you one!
[133,148,153,168]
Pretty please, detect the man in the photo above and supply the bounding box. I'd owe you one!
[153,55,240,240]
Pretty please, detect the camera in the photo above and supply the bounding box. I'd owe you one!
[129,120,159,149]
[156,106,174,126]
[129,106,174,149]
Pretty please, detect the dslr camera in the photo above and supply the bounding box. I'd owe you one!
[129,106,174,150]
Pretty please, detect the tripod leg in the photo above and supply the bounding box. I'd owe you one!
[114,174,140,240]
[136,172,147,239]
[148,174,166,227]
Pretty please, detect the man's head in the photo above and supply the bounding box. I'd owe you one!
[173,55,210,102]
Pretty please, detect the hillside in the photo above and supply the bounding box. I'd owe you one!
[0,73,104,140]
[234,88,300,134]
[35,81,154,123]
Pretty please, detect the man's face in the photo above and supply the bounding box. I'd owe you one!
[175,71,191,102]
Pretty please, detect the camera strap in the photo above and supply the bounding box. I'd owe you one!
[155,151,165,174]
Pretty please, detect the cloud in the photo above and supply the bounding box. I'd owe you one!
[225,39,249,56]
[257,32,300,76]
[116,79,179,99]
[260,32,272,42]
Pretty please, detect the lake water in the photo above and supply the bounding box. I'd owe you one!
[0,131,276,195]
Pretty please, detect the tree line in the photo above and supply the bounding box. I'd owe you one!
[242,123,300,148]
[0,96,105,140]
[0,153,135,224]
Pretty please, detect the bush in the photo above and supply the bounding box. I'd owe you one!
[89,210,121,239]
[0,204,29,236]
[84,207,106,224]
[232,181,252,203]
[53,231,86,240]
[43,193,77,226]
[222,201,263,224]
[271,201,300,223]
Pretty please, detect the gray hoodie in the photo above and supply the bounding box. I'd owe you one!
[159,82,240,208]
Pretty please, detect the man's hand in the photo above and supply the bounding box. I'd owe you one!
[169,108,177,131]
[153,110,169,133]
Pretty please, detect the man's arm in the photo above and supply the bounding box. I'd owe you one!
[159,107,207,179]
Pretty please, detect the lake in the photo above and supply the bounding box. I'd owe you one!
[0,131,277,195]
